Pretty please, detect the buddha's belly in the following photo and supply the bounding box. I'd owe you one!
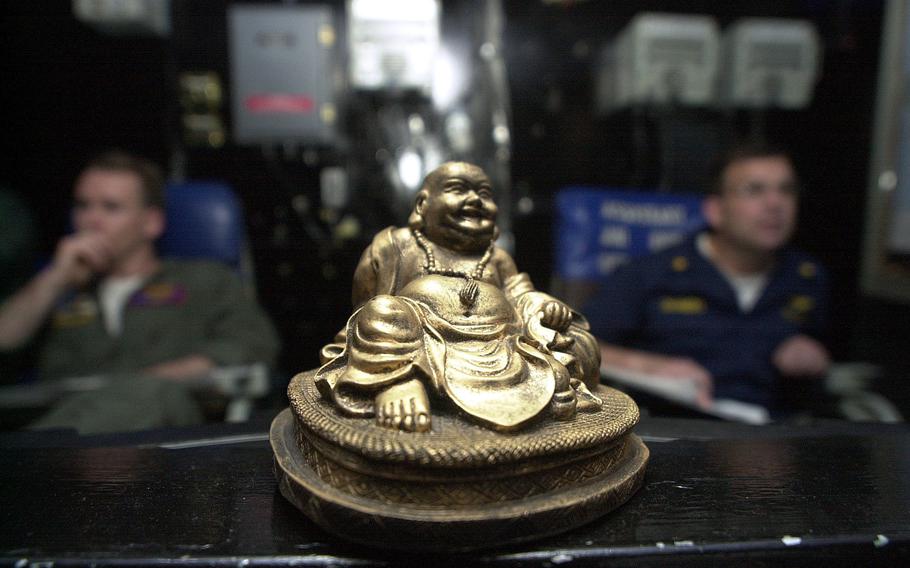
[398,275,518,326]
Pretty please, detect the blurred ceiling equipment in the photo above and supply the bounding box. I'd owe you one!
[72,0,170,36]
[719,18,821,109]
[596,12,720,114]
[344,0,446,228]
[343,0,514,246]
[228,4,338,146]
[348,0,441,94]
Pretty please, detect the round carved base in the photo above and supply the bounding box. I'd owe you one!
[271,371,649,552]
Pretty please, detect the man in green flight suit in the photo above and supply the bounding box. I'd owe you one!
[0,151,279,433]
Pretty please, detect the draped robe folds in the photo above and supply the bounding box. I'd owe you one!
[315,227,601,430]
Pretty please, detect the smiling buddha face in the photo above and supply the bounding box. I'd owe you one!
[414,162,498,253]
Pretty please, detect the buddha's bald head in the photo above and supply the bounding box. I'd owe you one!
[411,162,498,252]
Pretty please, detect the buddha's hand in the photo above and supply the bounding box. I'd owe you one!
[541,300,573,333]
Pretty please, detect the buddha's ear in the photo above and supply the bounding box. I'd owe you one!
[414,189,429,215]
[408,190,429,229]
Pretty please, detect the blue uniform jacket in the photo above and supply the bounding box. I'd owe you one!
[584,235,829,410]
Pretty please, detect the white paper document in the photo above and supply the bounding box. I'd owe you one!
[601,365,770,425]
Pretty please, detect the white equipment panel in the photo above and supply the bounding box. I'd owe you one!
[597,12,720,113]
[347,0,441,94]
[719,18,821,109]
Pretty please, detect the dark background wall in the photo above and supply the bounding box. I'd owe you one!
[2,0,908,412]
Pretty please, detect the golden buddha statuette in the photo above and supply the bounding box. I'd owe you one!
[271,162,648,551]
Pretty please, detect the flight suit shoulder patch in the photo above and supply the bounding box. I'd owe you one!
[52,294,98,328]
[128,283,188,308]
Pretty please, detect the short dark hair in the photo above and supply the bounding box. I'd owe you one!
[83,150,165,208]
[707,142,793,195]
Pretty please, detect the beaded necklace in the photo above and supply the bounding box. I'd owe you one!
[411,228,494,307]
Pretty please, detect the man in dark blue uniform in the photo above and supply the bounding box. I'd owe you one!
[585,144,829,414]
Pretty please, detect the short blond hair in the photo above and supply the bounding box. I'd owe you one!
[84,150,165,208]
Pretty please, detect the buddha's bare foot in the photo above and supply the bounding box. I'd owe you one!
[375,379,431,433]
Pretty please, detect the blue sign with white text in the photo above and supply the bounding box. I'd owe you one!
[555,187,705,280]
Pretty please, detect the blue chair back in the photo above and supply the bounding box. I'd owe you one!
[159,181,246,270]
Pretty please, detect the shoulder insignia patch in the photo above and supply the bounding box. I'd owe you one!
[799,262,816,279]
[671,256,689,272]
[782,294,815,323]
